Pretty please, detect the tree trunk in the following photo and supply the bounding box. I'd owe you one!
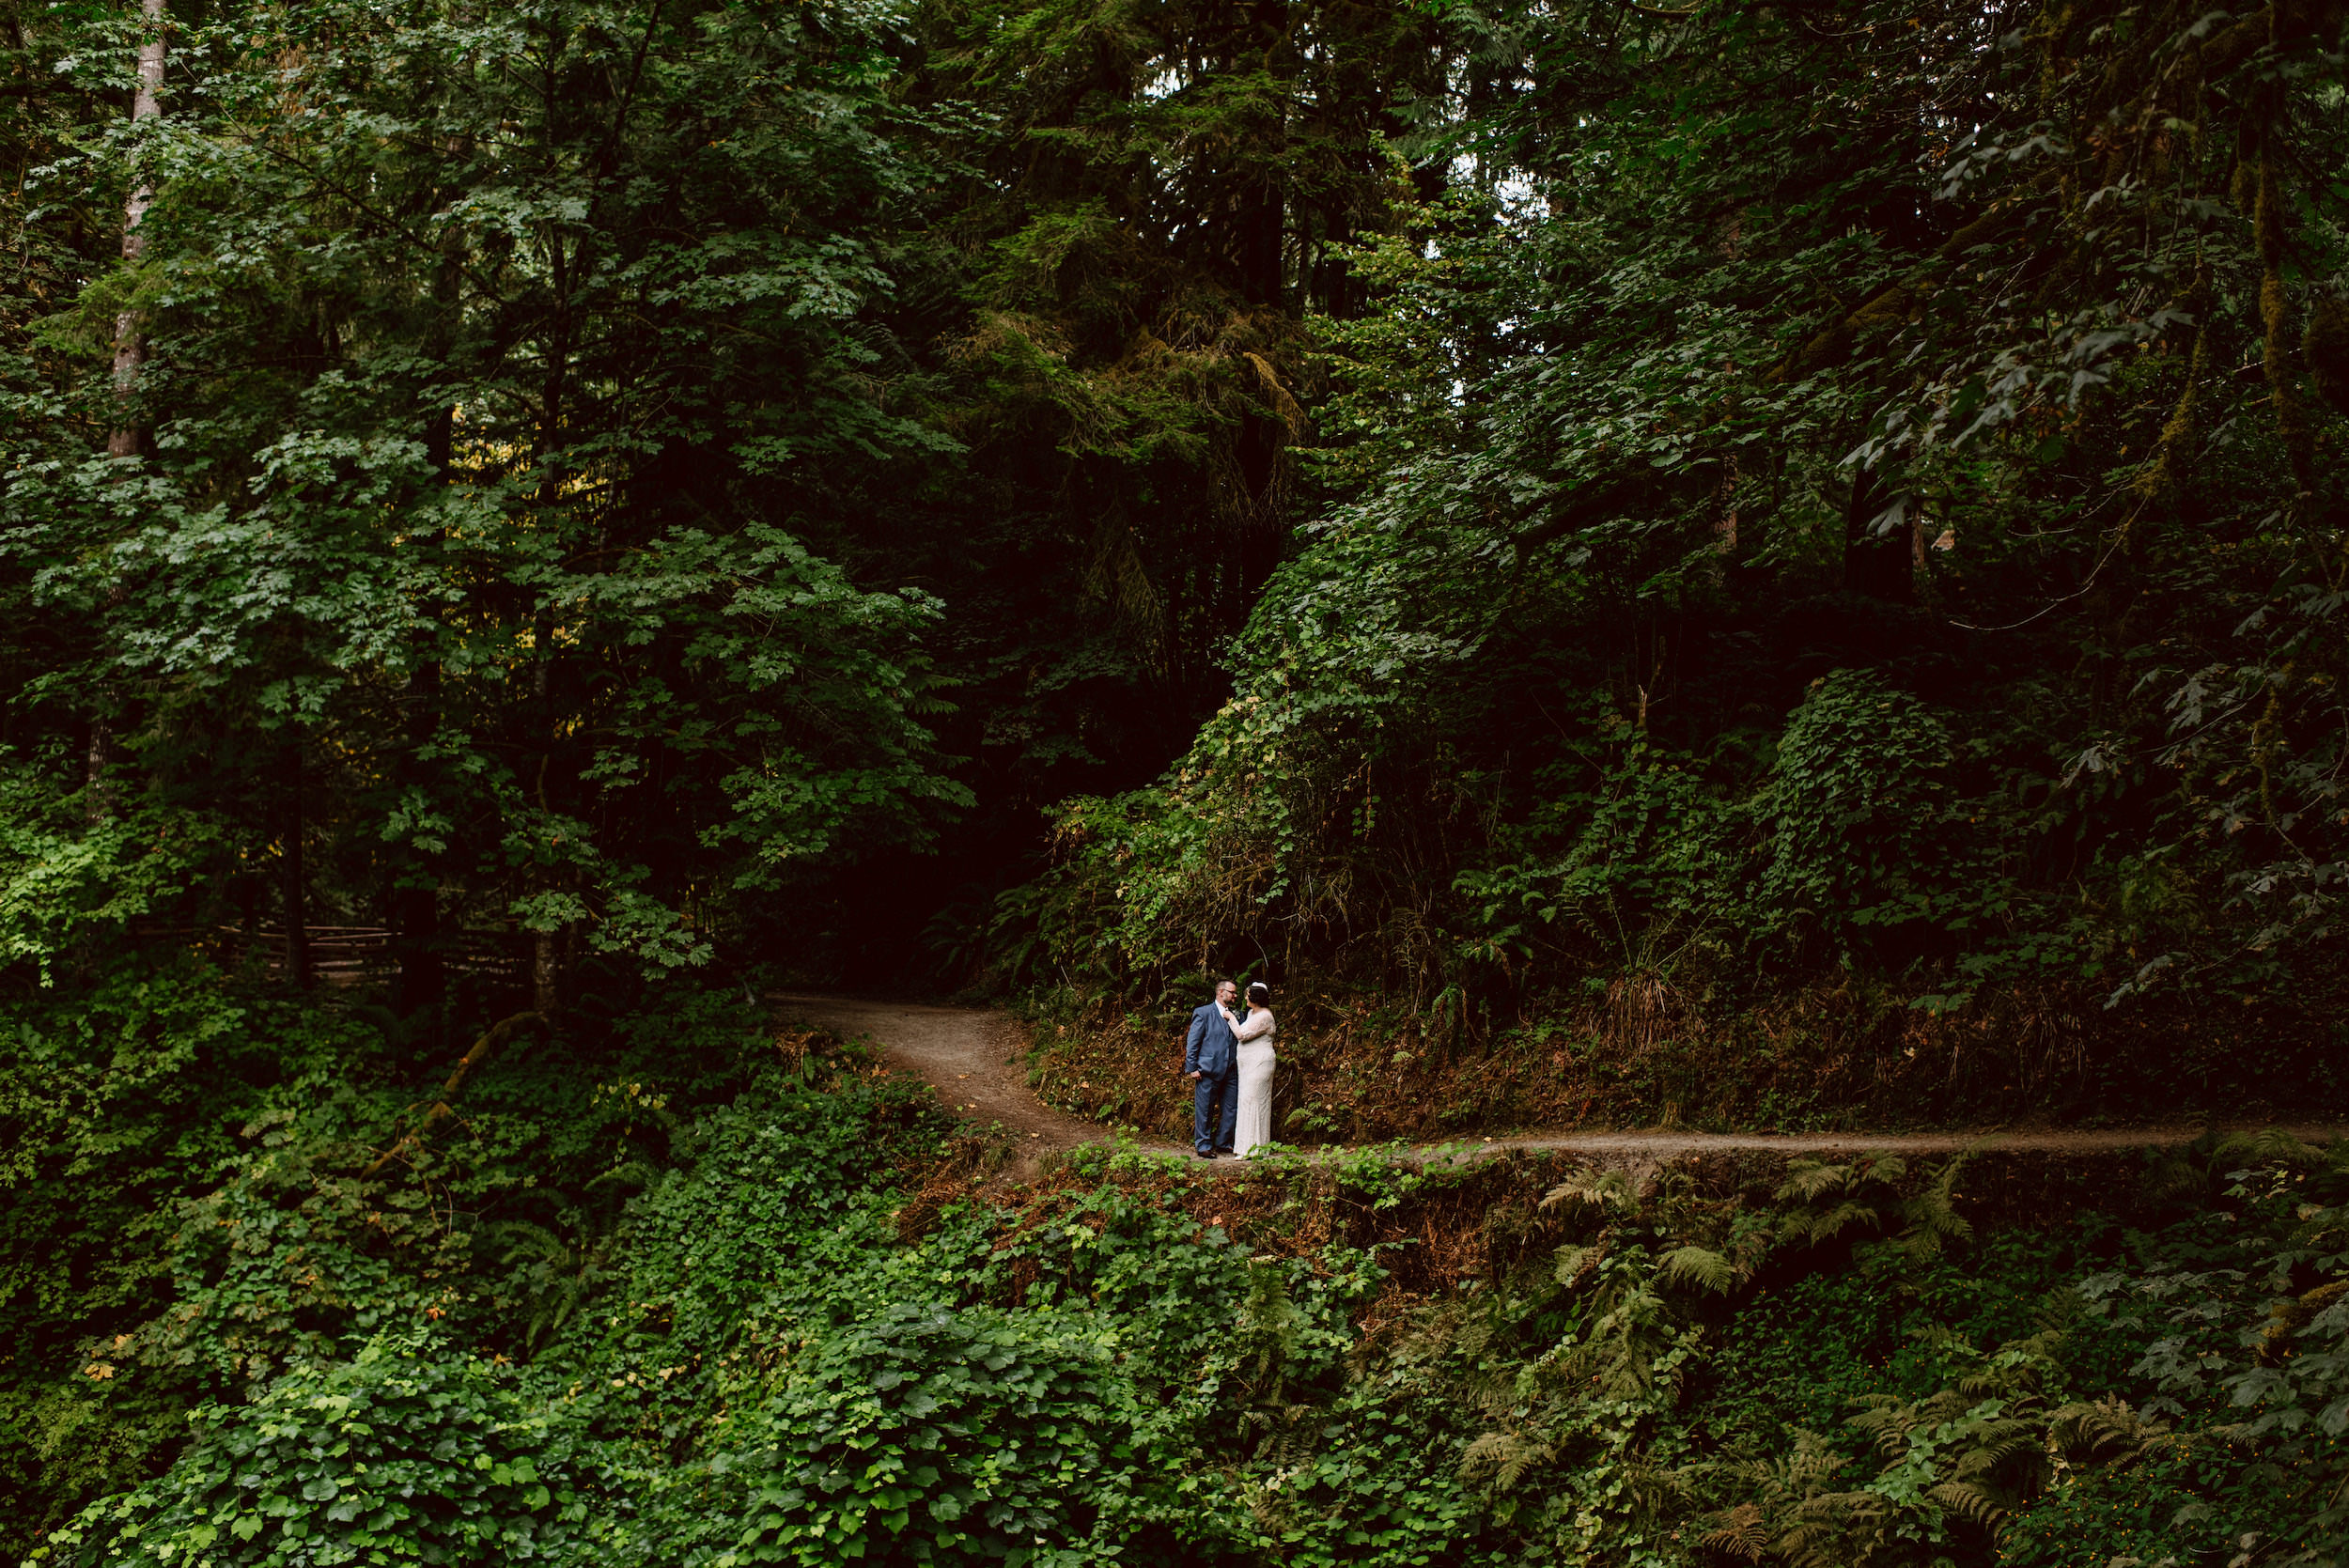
[391,654,445,1017]
[531,603,561,1017]
[526,185,571,1017]
[86,0,165,821]
[391,231,465,1019]
[281,738,312,988]
[84,720,115,827]
[107,0,165,459]
[534,931,559,1016]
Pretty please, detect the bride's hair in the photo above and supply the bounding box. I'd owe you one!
[1247,983,1270,1008]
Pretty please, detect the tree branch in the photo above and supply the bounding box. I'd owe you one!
[363,1011,547,1178]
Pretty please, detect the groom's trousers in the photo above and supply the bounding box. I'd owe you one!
[1193,1063,1238,1155]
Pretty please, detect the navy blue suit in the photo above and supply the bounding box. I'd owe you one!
[1185,1001,1239,1155]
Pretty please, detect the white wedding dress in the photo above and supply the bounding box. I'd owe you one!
[1232,1006,1276,1157]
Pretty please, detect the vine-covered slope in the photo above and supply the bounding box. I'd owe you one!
[8,986,2344,1566]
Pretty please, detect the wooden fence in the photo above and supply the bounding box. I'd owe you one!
[131,924,530,986]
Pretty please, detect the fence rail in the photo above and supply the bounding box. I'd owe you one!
[130,924,530,986]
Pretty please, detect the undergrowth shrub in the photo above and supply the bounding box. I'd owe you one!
[0,964,377,1545]
[664,1303,1156,1568]
[42,1331,578,1567]
[1758,669,1957,952]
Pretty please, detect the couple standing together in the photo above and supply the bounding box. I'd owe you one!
[1184,979,1276,1158]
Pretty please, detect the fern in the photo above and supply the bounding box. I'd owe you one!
[1775,1159,1852,1203]
[2142,1151,2208,1203]
[2215,1127,2324,1169]
[1460,1428,1551,1494]
[486,1219,610,1352]
[1926,1479,2008,1528]
[2048,1396,2172,1466]
[1784,1199,1883,1247]
[1657,1244,1736,1295]
[1554,1243,1598,1284]
[1234,1262,1305,1399]
[1701,1503,1770,1561]
[1542,1166,1635,1217]
[1893,1152,1974,1257]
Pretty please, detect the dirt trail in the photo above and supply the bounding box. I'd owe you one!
[770,992,2340,1170]
[770,992,1181,1157]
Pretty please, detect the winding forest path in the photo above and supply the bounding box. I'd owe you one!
[770,991,1146,1156]
[769,992,2339,1171]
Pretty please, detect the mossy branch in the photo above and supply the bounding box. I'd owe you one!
[363,1012,547,1179]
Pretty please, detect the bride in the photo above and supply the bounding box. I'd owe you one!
[1231,982,1276,1157]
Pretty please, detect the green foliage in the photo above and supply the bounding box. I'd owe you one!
[1759,672,1955,947]
[41,1333,576,1567]
[3,0,973,1000]
[1698,1142,2349,1567]
[0,757,224,984]
[671,1303,1149,1567]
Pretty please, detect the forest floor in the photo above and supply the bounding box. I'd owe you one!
[768,991,2341,1179]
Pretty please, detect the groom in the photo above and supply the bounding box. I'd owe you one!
[1184,979,1240,1159]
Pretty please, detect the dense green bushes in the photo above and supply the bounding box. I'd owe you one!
[678,1302,1147,1566]
[44,1334,579,1566]
[9,979,2346,1566]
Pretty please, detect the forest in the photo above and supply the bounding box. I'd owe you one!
[3,0,2348,1560]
